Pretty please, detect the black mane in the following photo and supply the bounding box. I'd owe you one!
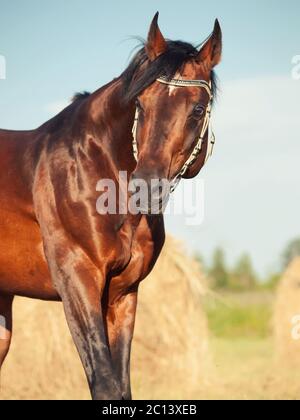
[72,91,91,102]
[121,40,218,102]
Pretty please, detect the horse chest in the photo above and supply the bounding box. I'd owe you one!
[108,215,164,300]
[122,216,165,282]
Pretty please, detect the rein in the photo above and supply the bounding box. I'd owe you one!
[132,76,215,193]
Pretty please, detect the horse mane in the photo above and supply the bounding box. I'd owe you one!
[37,91,91,132]
[121,40,218,103]
[72,91,91,102]
[44,39,218,129]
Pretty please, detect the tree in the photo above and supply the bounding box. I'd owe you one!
[263,272,281,290]
[209,248,229,289]
[231,253,257,290]
[282,238,300,269]
[194,253,205,270]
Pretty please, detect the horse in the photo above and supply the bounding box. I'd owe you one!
[0,13,222,400]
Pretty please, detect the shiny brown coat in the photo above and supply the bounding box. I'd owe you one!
[0,14,222,399]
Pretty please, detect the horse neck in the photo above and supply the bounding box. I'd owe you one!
[87,78,136,174]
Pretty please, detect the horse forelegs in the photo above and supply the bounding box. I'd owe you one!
[0,295,13,374]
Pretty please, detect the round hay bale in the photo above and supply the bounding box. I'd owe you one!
[274,257,300,366]
[132,236,210,398]
[1,299,88,400]
[0,236,210,400]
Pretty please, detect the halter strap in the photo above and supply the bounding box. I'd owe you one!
[132,76,216,193]
[156,76,212,97]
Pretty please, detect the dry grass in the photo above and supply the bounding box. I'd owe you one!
[1,299,88,400]
[196,337,300,400]
[0,236,210,400]
[274,258,300,367]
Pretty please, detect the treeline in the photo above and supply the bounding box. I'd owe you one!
[196,237,300,291]
[196,248,259,291]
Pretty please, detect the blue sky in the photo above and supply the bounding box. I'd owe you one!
[0,0,299,127]
[0,0,300,276]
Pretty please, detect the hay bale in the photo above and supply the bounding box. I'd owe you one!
[132,236,210,398]
[0,236,209,400]
[274,258,300,366]
[1,299,88,400]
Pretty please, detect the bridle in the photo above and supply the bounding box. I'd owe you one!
[132,75,216,193]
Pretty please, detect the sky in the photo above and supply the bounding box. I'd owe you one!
[0,0,300,276]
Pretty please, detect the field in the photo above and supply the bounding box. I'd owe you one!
[1,288,300,400]
[130,291,300,400]
[199,291,300,400]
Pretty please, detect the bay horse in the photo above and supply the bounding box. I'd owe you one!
[0,13,222,400]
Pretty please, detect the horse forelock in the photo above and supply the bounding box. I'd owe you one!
[120,39,218,103]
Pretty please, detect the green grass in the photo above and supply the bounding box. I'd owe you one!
[133,291,300,400]
[204,292,273,339]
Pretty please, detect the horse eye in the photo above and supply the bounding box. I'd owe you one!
[193,104,205,118]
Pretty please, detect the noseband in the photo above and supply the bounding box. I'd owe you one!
[132,75,215,193]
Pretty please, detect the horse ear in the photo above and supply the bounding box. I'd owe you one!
[196,19,222,69]
[145,12,167,61]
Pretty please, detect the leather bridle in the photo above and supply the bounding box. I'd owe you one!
[132,75,216,193]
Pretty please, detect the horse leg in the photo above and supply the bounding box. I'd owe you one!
[42,244,123,400]
[104,218,166,399]
[59,275,124,399]
[105,286,138,400]
[0,295,13,372]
